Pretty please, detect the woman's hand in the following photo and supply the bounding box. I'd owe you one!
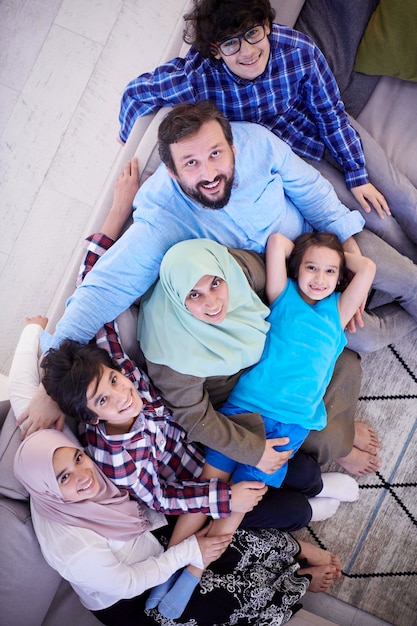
[25,315,48,329]
[230,480,267,513]
[256,437,292,473]
[194,524,232,568]
[17,383,65,439]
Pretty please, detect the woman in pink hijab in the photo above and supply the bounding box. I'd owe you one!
[14,429,311,626]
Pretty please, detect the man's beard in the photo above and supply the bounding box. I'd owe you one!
[189,174,235,209]
[178,155,236,209]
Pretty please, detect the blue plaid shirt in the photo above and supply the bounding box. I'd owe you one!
[119,23,367,189]
[78,234,231,518]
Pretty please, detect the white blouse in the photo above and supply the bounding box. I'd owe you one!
[32,506,203,610]
[10,324,204,610]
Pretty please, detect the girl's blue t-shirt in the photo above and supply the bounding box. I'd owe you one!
[226,279,347,430]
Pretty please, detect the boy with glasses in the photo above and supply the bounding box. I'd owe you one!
[119,0,417,261]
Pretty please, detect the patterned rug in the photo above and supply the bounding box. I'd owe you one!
[294,330,417,626]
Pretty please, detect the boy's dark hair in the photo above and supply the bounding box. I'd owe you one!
[158,100,233,174]
[41,339,122,424]
[288,232,350,292]
[183,0,275,58]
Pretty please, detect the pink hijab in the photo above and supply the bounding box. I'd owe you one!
[14,430,150,542]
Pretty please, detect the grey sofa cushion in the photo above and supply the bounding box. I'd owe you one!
[357,76,417,187]
[270,0,306,27]
[0,410,29,499]
[295,0,380,118]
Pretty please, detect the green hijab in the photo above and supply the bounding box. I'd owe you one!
[138,239,270,377]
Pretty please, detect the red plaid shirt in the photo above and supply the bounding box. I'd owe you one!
[78,233,230,517]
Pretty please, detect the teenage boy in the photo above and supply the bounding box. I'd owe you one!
[119,0,417,260]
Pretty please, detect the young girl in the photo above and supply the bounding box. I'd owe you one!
[13,429,313,626]
[206,231,376,486]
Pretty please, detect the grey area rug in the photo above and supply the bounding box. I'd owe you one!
[294,330,417,626]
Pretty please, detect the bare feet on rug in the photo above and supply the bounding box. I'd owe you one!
[297,540,342,574]
[336,422,381,476]
[336,446,381,476]
[297,564,338,592]
[353,422,381,455]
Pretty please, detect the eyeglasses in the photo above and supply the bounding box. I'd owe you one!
[215,24,266,57]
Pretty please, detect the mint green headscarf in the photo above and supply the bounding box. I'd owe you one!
[138,239,270,377]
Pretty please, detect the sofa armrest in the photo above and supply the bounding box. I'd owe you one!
[357,76,417,188]
[270,0,306,27]
[0,498,63,626]
[0,400,10,429]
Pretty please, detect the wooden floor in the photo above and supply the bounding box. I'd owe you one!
[0,0,187,375]
[0,2,393,625]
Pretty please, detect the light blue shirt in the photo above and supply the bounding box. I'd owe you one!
[42,122,364,351]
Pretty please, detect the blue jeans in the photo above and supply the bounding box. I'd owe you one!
[206,413,310,488]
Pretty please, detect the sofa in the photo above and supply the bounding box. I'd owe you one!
[1,1,416,624]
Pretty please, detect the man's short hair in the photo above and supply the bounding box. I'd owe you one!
[158,100,233,174]
[183,0,275,58]
[41,339,122,424]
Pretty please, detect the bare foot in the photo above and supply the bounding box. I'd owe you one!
[336,446,381,476]
[354,422,381,455]
[298,564,338,592]
[298,540,342,573]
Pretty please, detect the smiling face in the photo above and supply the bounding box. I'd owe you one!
[213,20,271,81]
[297,245,341,305]
[53,447,100,502]
[185,274,229,323]
[86,366,143,432]
[168,119,236,209]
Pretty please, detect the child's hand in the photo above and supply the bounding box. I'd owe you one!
[25,315,48,329]
[350,183,390,218]
[112,158,140,222]
[100,158,140,239]
[345,305,365,333]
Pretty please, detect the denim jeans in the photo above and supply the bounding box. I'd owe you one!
[347,229,417,352]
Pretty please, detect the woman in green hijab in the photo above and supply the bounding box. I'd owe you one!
[138,239,271,465]
[138,239,328,533]
[139,238,270,379]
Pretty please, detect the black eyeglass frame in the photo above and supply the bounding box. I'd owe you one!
[214,24,267,57]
